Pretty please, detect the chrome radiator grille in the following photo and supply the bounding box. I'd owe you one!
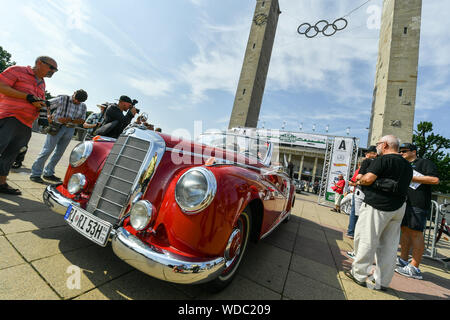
[87,135,150,224]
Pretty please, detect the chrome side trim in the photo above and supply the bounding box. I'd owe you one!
[111,227,225,285]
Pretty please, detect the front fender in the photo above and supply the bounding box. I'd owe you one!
[145,165,268,258]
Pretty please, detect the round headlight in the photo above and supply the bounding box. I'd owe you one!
[175,167,217,214]
[130,200,153,231]
[70,142,93,168]
[67,173,87,195]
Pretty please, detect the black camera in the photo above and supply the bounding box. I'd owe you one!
[131,99,140,114]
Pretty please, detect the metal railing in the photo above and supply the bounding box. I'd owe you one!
[423,200,449,271]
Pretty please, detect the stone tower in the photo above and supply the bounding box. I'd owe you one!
[368,0,422,145]
[228,0,280,129]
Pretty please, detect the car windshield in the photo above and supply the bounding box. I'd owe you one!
[197,132,271,163]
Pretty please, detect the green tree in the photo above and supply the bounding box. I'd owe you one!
[0,46,16,72]
[412,121,450,194]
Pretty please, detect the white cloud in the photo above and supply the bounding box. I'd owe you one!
[180,0,381,106]
[180,19,249,103]
[414,1,450,114]
[189,0,205,7]
[65,0,91,31]
[126,76,173,98]
[268,0,380,101]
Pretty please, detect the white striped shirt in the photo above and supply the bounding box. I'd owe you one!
[50,95,86,124]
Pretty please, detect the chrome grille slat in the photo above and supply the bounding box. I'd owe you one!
[103,185,128,196]
[120,144,149,152]
[94,208,119,219]
[108,175,135,184]
[97,196,123,208]
[113,164,140,174]
[114,154,143,162]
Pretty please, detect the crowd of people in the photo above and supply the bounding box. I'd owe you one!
[0,56,159,194]
[338,136,440,290]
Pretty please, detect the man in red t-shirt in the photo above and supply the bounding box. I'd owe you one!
[331,174,346,212]
[0,56,58,195]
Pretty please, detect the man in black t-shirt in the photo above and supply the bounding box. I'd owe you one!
[395,143,439,280]
[345,135,412,290]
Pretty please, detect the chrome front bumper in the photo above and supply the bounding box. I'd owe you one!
[43,184,226,285]
[112,227,226,285]
[43,184,77,215]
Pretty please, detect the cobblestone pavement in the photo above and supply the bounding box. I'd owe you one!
[1,132,449,300]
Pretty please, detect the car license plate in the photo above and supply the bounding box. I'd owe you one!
[64,205,112,247]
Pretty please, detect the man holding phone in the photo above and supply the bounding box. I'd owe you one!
[0,56,57,195]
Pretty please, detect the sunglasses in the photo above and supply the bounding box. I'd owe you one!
[40,60,58,72]
[399,150,411,153]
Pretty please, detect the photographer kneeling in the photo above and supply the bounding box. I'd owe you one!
[95,95,138,139]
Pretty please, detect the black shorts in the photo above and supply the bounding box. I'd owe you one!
[0,117,32,176]
[401,204,428,232]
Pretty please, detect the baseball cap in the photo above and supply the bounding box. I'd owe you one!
[119,95,133,104]
[399,143,417,151]
[366,145,377,153]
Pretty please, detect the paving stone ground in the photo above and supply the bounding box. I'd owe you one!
[0,132,449,300]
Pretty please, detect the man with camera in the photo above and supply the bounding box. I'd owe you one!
[0,56,57,195]
[345,135,412,291]
[96,95,138,139]
[30,89,87,183]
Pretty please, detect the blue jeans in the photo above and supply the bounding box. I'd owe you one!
[31,126,75,177]
[346,193,359,237]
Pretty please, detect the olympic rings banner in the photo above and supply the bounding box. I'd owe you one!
[297,18,348,38]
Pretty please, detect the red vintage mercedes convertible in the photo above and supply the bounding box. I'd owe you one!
[43,125,295,291]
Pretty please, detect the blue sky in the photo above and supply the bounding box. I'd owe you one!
[1,0,449,147]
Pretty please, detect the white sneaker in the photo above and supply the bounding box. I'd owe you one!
[395,264,423,280]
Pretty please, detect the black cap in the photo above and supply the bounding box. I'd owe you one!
[366,145,377,153]
[119,95,132,104]
[400,143,417,151]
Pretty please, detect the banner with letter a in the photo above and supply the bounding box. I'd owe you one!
[325,137,354,203]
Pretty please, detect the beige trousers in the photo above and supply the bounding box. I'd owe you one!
[352,202,406,287]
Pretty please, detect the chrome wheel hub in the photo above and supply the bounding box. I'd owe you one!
[225,228,242,262]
